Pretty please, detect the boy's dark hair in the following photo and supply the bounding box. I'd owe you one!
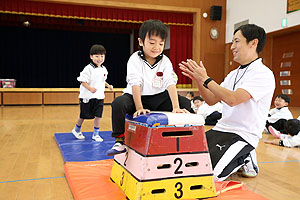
[187,91,194,97]
[139,19,168,44]
[234,24,266,54]
[90,44,106,55]
[284,119,300,136]
[193,96,204,103]
[276,94,291,104]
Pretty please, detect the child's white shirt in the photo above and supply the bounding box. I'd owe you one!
[123,51,177,95]
[267,107,293,123]
[77,63,108,99]
[280,132,300,148]
[196,102,223,118]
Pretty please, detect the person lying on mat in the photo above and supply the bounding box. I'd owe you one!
[266,118,300,148]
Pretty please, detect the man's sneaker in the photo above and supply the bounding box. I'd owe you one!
[268,126,280,139]
[92,134,103,142]
[72,129,85,140]
[240,161,258,178]
[106,142,126,156]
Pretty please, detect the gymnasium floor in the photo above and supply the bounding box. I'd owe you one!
[0,105,299,200]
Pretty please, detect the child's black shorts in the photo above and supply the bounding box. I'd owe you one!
[79,98,104,119]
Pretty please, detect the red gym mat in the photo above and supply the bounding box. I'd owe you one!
[64,159,267,200]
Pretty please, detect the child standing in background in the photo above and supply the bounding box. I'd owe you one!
[72,44,113,142]
[265,94,293,134]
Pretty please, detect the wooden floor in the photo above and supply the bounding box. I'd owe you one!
[0,105,300,200]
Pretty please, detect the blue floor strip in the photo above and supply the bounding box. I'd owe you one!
[0,176,65,184]
[258,160,300,164]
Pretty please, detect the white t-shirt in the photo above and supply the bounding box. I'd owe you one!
[213,58,275,148]
[77,63,108,99]
[267,107,293,123]
[280,133,300,148]
[123,51,177,95]
[197,102,223,118]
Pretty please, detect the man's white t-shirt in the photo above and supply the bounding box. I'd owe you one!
[213,58,275,148]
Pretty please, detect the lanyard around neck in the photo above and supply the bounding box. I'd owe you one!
[233,66,249,90]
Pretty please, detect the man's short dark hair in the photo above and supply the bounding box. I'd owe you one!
[139,19,168,44]
[234,24,266,54]
[284,119,300,136]
[276,94,291,104]
[90,44,106,55]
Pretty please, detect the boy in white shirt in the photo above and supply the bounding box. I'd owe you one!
[265,94,293,134]
[266,119,300,148]
[72,44,113,142]
[107,20,192,156]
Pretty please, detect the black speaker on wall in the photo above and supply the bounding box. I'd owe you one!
[210,5,222,20]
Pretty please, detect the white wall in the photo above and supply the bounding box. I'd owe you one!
[226,0,300,43]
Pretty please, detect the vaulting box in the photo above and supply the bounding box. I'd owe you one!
[111,159,216,200]
[124,112,208,156]
[110,112,217,199]
[114,147,213,180]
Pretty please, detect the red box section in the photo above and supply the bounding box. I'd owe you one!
[124,121,208,156]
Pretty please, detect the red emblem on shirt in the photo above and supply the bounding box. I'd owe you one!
[156,72,163,76]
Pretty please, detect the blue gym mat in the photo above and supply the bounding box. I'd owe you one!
[54,131,114,162]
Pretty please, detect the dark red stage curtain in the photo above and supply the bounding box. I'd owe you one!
[0,0,193,25]
[170,25,193,87]
[0,0,193,85]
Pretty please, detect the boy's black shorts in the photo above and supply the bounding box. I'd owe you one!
[79,98,104,119]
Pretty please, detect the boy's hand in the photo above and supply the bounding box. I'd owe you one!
[172,108,190,113]
[264,139,280,146]
[108,84,114,91]
[89,87,97,93]
[133,108,150,118]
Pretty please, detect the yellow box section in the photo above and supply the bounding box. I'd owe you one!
[111,160,217,200]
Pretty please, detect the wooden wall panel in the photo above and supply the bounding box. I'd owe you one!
[3,92,42,105]
[204,52,225,84]
[272,30,300,107]
[261,35,273,70]
[104,92,114,104]
[0,92,1,105]
[43,92,79,104]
